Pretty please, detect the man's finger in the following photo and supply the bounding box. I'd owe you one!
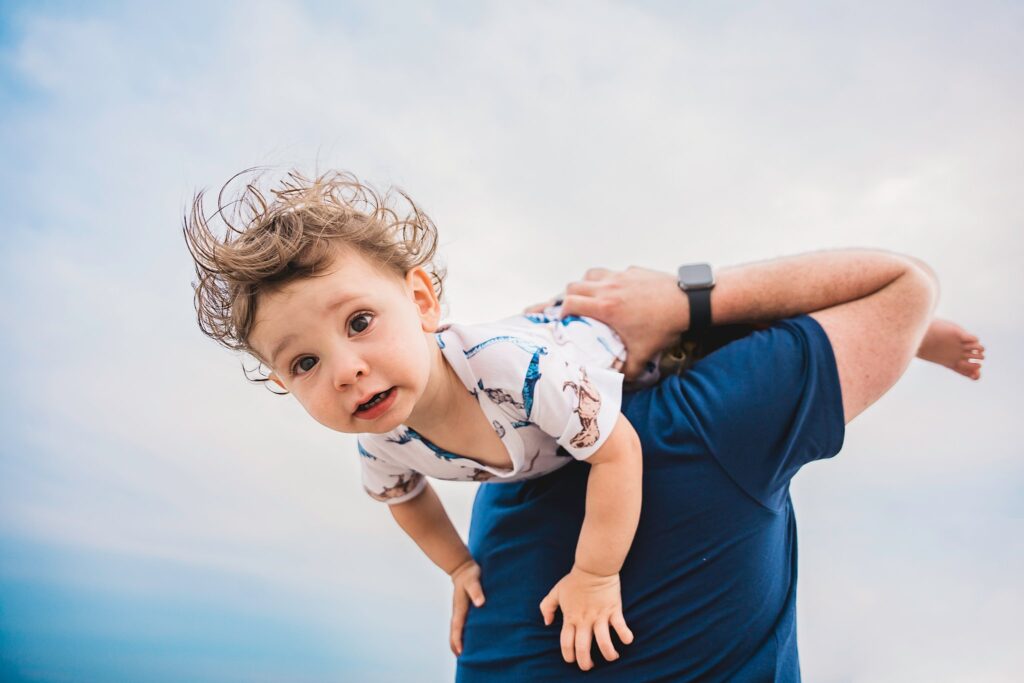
[610,611,634,645]
[560,623,576,664]
[522,294,564,315]
[593,619,619,662]
[621,357,645,383]
[559,293,604,320]
[575,623,594,671]
[565,280,602,298]
[623,349,661,383]
[583,267,613,281]
[522,299,556,314]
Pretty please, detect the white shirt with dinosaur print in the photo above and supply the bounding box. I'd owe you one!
[356,304,657,504]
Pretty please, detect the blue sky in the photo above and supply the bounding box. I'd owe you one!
[1,1,1021,681]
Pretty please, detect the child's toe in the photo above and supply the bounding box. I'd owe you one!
[956,360,981,377]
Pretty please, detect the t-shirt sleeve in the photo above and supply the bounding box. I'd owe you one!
[677,314,845,510]
[357,437,427,505]
[529,347,625,461]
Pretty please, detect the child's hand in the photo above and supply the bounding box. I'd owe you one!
[449,558,485,657]
[539,565,635,671]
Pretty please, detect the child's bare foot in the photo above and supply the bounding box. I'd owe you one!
[916,318,985,380]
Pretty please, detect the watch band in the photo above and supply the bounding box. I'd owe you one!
[686,287,713,333]
[677,263,715,334]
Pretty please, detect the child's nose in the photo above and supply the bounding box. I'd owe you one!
[331,355,368,390]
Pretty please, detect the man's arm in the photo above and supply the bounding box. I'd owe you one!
[543,248,938,423]
[808,264,935,422]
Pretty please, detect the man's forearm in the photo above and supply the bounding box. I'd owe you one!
[707,248,932,329]
[389,482,473,576]
[547,248,939,380]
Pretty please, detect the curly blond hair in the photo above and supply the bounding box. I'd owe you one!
[183,168,447,377]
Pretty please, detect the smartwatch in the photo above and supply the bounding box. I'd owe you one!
[677,263,715,334]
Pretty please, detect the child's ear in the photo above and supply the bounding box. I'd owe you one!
[406,267,441,332]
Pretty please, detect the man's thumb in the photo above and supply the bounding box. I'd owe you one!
[623,352,655,382]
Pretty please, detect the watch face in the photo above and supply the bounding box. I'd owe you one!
[678,263,714,289]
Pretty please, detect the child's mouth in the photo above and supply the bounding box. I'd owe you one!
[354,387,397,419]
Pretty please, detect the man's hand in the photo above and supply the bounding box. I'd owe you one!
[539,565,635,671]
[523,267,689,381]
[449,558,485,657]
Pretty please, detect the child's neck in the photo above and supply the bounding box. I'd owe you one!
[404,336,466,434]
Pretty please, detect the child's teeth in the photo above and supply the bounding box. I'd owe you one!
[360,389,389,410]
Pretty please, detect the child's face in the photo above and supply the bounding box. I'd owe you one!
[250,247,442,435]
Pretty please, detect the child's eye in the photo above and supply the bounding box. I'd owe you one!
[349,312,373,335]
[291,356,318,376]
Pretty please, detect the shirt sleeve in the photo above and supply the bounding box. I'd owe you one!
[676,314,845,510]
[357,437,427,505]
[529,347,625,461]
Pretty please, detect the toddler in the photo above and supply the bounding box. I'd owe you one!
[183,169,984,670]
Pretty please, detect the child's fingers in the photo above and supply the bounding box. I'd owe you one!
[575,623,595,671]
[539,591,558,626]
[467,580,486,608]
[610,610,634,645]
[593,619,619,662]
[450,590,469,656]
[560,623,577,664]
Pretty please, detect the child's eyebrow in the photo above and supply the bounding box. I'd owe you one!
[270,334,298,367]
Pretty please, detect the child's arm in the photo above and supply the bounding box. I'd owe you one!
[574,414,643,576]
[388,482,485,656]
[538,413,642,671]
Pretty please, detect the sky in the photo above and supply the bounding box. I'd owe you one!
[0,1,1021,681]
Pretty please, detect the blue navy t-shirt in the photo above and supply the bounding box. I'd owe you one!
[456,315,845,682]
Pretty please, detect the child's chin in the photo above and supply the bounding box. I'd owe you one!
[347,413,403,434]
[317,416,368,435]
[353,423,393,434]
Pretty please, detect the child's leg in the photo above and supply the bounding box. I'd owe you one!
[916,318,985,380]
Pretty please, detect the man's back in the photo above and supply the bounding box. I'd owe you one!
[457,315,845,682]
